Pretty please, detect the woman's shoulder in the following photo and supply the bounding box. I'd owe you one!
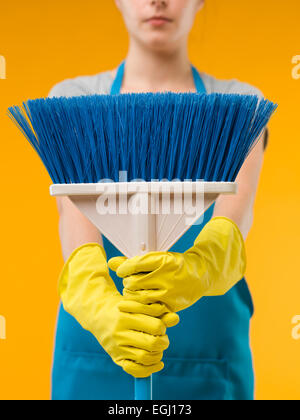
[48,70,115,98]
[200,72,264,98]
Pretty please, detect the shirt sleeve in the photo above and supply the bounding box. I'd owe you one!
[48,79,88,98]
[48,72,113,98]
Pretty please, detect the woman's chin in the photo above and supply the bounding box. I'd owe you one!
[142,34,176,52]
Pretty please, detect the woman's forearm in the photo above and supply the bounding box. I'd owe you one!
[57,197,103,261]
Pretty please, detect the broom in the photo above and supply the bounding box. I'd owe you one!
[8,92,277,400]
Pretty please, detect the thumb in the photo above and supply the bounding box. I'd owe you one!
[161,312,180,328]
[108,256,128,273]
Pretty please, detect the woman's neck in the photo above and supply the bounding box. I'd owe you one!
[114,39,196,93]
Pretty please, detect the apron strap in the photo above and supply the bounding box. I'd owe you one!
[110,61,126,95]
[191,65,206,94]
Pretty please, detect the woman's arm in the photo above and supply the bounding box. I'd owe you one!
[56,197,103,261]
[213,134,266,240]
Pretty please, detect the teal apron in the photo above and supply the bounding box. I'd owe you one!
[52,63,255,400]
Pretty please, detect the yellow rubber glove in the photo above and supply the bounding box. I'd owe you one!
[58,243,179,378]
[108,217,246,313]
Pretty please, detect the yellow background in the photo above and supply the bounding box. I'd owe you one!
[0,0,300,400]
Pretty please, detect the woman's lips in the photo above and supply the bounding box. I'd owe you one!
[146,17,172,27]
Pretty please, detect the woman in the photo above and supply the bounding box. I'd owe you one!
[49,0,267,400]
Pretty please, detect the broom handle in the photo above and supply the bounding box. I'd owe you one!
[133,193,157,400]
[135,375,153,401]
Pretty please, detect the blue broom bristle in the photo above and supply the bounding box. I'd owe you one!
[8,93,277,184]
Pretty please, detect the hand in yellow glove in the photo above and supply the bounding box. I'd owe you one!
[108,217,246,313]
[58,243,179,378]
